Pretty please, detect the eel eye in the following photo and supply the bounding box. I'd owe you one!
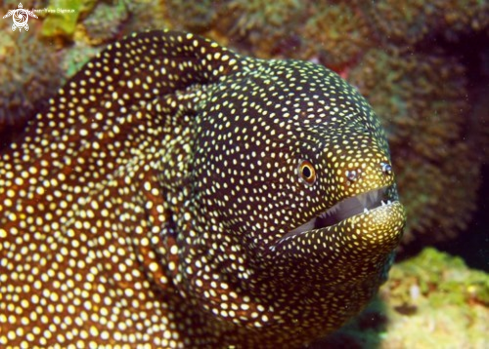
[298,160,316,186]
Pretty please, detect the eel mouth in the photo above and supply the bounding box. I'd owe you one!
[284,186,393,239]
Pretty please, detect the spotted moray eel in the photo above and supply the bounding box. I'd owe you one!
[0,30,406,348]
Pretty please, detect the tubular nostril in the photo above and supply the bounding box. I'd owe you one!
[381,162,392,175]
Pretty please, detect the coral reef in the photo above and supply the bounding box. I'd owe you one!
[38,0,169,45]
[386,247,488,308]
[214,0,306,58]
[311,248,489,348]
[165,0,215,32]
[301,2,372,72]
[362,0,489,44]
[81,0,129,44]
[0,20,62,130]
[377,247,488,347]
[121,0,169,35]
[348,48,481,243]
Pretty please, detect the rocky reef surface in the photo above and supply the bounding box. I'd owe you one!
[312,248,489,348]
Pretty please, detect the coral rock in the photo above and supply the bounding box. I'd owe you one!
[348,48,481,243]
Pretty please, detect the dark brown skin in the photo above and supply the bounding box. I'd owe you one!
[0,30,406,347]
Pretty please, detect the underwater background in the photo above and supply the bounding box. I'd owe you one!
[0,0,487,347]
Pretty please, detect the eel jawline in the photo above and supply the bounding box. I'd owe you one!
[285,187,391,238]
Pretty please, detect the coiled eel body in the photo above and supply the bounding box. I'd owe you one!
[0,30,406,348]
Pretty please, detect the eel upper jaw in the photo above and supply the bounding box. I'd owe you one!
[282,186,393,240]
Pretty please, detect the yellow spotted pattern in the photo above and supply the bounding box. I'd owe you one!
[0,30,405,347]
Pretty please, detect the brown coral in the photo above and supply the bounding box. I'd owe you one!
[120,0,170,37]
[165,0,216,32]
[214,0,306,58]
[301,2,373,72]
[348,48,481,243]
[362,0,489,44]
[81,1,130,44]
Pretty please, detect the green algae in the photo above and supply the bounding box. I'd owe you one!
[41,0,97,38]
[388,247,489,307]
[311,248,489,348]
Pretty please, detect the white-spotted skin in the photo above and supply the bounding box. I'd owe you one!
[0,30,406,347]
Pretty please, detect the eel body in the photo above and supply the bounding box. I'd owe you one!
[0,30,406,348]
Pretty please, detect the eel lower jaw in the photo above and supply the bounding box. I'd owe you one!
[262,186,405,284]
[282,186,394,240]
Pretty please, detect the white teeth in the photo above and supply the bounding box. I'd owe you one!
[381,200,386,206]
[388,200,392,204]
[358,194,367,207]
[375,190,381,201]
[363,208,369,214]
[321,202,340,218]
[330,204,340,214]
[287,218,316,236]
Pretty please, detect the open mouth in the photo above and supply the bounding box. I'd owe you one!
[284,186,393,238]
